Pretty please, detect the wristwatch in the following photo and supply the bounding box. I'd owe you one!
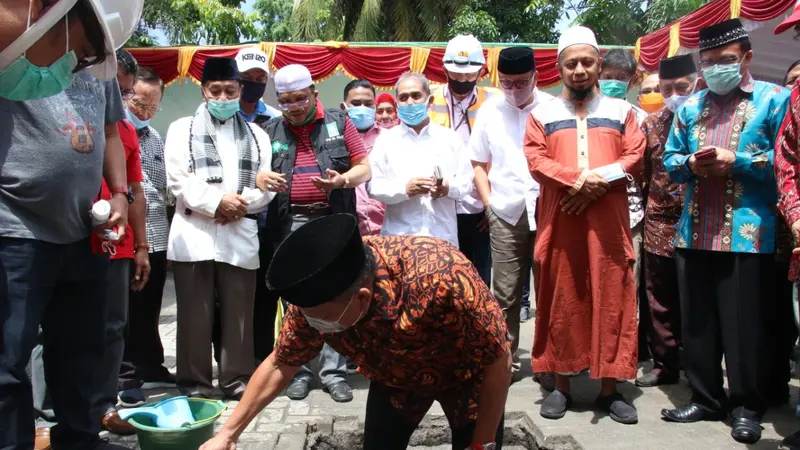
[110,185,134,204]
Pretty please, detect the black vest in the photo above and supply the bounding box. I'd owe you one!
[262,109,358,239]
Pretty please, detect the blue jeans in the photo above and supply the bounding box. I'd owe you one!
[0,237,109,450]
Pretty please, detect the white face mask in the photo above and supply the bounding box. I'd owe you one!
[663,80,697,113]
[593,163,633,182]
[301,295,365,333]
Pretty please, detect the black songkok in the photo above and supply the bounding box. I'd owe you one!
[267,214,367,308]
[659,54,697,79]
[699,18,750,52]
[202,57,241,83]
[498,47,536,75]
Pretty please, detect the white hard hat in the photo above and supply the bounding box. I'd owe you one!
[86,0,145,81]
[0,0,143,80]
[442,35,485,74]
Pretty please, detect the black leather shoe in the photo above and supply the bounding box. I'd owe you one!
[323,381,353,403]
[635,371,679,388]
[661,404,725,423]
[731,417,762,444]
[779,429,800,449]
[286,378,310,400]
[540,390,572,420]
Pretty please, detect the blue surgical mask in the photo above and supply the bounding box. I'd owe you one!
[397,101,430,127]
[702,63,742,96]
[125,108,151,130]
[207,98,240,121]
[0,16,78,101]
[347,105,376,130]
[599,79,628,99]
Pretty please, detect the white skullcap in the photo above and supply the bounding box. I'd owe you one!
[557,26,599,57]
[274,64,313,93]
[236,48,269,74]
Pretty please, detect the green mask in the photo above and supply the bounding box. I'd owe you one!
[208,98,240,121]
[599,79,629,99]
[0,17,78,101]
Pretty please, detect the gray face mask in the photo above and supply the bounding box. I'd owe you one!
[302,295,365,333]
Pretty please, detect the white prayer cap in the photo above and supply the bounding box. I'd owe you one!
[557,26,599,57]
[274,64,313,93]
[236,48,269,74]
[443,35,485,74]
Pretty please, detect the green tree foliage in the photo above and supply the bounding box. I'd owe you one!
[291,0,470,42]
[137,0,259,45]
[453,0,563,43]
[253,0,295,42]
[644,0,709,32]
[126,26,157,48]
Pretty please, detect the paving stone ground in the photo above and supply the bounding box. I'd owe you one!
[108,274,800,449]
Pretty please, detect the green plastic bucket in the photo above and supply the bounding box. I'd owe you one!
[128,398,226,450]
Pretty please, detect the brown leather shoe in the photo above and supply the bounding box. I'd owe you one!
[34,427,51,450]
[102,410,136,436]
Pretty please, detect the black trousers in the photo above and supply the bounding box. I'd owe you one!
[120,251,170,386]
[763,261,796,404]
[675,248,772,419]
[363,384,504,450]
[644,252,682,375]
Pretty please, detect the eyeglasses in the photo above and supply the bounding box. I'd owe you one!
[278,98,311,111]
[120,89,136,101]
[698,56,741,70]
[130,99,162,113]
[499,78,534,89]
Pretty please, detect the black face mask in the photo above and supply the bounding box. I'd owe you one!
[448,78,477,96]
[241,80,267,103]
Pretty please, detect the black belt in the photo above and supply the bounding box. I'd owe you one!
[290,203,332,216]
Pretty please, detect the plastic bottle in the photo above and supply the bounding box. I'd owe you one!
[92,200,120,241]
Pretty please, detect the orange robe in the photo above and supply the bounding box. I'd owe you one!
[524,94,645,379]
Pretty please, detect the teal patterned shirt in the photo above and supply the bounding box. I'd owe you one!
[663,75,790,254]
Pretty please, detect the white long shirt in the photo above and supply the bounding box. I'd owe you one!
[469,90,554,231]
[165,116,274,270]
[444,88,484,215]
[368,121,474,246]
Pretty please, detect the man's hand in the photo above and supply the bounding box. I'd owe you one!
[131,248,151,292]
[792,220,800,255]
[579,172,610,200]
[311,169,347,192]
[406,177,434,197]
[256,171,287,192]
[477,213,490,233]
[708,147,736,176]
[199,434,236,450]
[96,193,129,242]
[430,179,449,200]
[560,193,594,215]
[216,194,248,220]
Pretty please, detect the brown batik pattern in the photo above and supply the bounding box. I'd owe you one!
[274,235,509,428]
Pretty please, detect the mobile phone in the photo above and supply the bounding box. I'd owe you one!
[433,165,443,186]
[695,148,716,160]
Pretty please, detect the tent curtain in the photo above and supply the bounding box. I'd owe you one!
[636,0,794,72]
[127,43,601,90]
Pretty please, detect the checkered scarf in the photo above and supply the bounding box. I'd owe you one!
[188,105,260,194]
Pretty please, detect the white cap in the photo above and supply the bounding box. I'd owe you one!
[274,64,313,93]
[443,34,485,74]
[557,26,599,57]
[86,0,145,81]
[236,48,270,74]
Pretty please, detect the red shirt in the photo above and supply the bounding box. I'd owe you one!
[91,120,144,259]
[776,79,800,279]
[288,99,367,204]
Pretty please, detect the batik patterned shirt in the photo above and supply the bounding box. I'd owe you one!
[776,79,800,279]
[663,75,790,254]
[274,235,508,427]
[642,108,684,257]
